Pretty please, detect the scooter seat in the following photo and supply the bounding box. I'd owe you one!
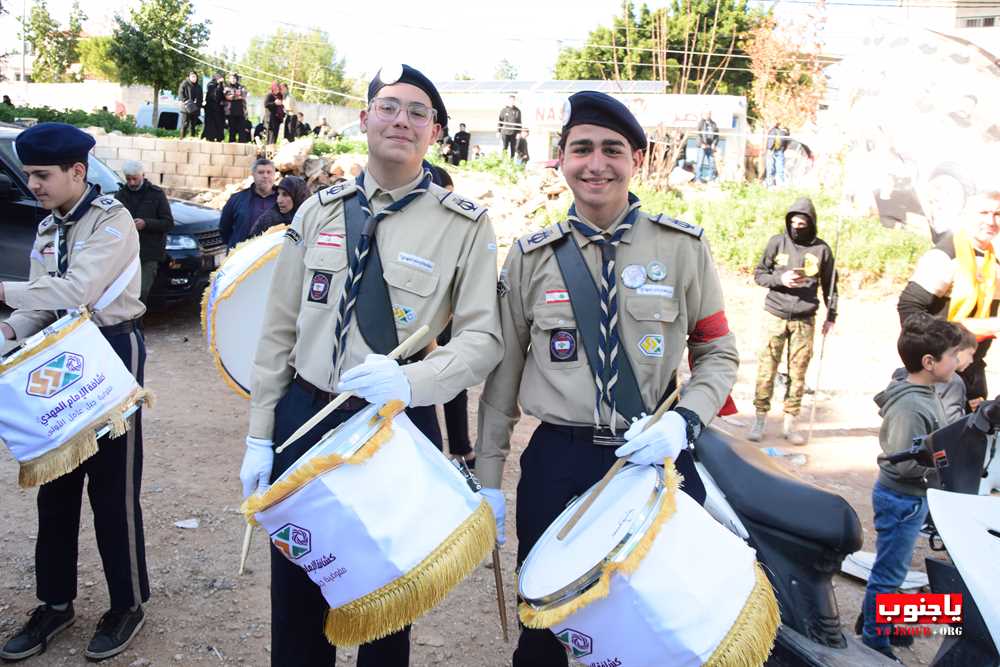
[697,428,863,554]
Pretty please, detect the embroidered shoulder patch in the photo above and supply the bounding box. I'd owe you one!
[91,196,123,212]
[651,213,703,239]
[317,182,358,206]
[439,191,487,222]
[284,228,303,246]
[517,223,568,254]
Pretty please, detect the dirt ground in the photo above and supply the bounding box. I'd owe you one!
[1,266,992,666]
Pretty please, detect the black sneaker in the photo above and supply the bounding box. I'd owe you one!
[854,611,914,647]
[83,606,144,661]
[0,603,75,662]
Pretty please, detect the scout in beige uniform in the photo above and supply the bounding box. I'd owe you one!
[239,64,503,667]
[474,92,739,666]
[0,123,149,662]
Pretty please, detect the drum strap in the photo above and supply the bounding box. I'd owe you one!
[342,192,400,356]
[552,230,647,422]
[93,255,140,312]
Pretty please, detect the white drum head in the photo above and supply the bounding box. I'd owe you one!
[519,464,663,606]
[273,403,384,485]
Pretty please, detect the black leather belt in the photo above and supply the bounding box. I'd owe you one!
[99,318,143,337]
[294,375,368,411]
[544,422,627,447]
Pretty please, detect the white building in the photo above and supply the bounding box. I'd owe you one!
[436,80,749,180]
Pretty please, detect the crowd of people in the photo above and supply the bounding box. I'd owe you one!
[1,57,999,667]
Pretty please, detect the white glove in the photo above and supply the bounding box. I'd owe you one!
[241,436,274,498]
[615,411,688,466]
[480,487,506,545]
[337,354,412,406]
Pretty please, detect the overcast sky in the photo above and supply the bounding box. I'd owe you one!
[0,0,912,83]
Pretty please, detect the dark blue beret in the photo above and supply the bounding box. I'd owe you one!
[15,122,95,167]
[562,91,647,152]
[367,64,448,134]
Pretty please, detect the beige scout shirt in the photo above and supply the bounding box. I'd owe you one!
[475,207,739,488]
[2,186,144,339]
[249,170,504,439]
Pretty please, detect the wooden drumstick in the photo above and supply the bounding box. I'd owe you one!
[238,523,254,576]
[275,325,430,454]
[491,545,509,641]
[556,383,682,541]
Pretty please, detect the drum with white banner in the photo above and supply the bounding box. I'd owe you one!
[518,464,779,667]
[0,309,151,487]
[202,226,285,397]
[241,400,495,646]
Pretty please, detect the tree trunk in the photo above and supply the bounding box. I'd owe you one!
[152,83,161,133]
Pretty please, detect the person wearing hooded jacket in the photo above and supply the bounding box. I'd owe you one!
[249,176,309,237]
[749,197,838,444]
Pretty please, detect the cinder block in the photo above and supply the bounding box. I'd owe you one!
[155,139,175,152]
[222,142,245,155]
[105,158,125,173]
[203,141,223,155]
[118,148,141,161]
[172,141,193,153]
[222,166,246,179]
[232,155,254,168]
[93,146,117,160]
[188,152,211,166]
[198,164,223,177]
[210,153,233,167]
[106,135,133,149]
[186,176,210,189]
[140,150,164,164]
[153,162,176,175]
[161,174,186,189]
[163,151,187,164]
[176,163,200,176]
[133,136,157,150]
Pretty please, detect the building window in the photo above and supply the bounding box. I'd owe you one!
[985,16,996,26]
[965,17,982,27]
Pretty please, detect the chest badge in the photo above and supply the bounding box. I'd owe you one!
[638,334,664,358]
[646,260,667,282]
[393,304,416,324]
[549,328,578,362]
[621,264,647,289]
[308,271,332,304]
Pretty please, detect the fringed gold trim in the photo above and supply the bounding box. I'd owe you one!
[519,462,682,629]
[705,563,780,667]
[201,227,287,400]
[18,387,153,488]
[0,310,92,374]
[325,498,496,646]
[241,400,405,523]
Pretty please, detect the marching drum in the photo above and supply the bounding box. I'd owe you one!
[202,226,285,397]
[519,464,778,667]
[0,309,151,487]
[242,400,495,646]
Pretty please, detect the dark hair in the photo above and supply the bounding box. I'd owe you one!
[58,162,88,175]
[953,322,977,351]
[898,313,964,372]
[428,164,453,189]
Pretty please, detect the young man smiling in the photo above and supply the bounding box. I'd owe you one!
[0,123,148,662]
[475,91,739,666]
[242,64,502,666]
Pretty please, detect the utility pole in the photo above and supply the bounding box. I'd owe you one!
[22,0,27,82]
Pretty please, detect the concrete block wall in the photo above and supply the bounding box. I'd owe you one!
[88,134,259,192]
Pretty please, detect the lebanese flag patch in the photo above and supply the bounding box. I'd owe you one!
[316,232,344,248]
[545,289,570,304]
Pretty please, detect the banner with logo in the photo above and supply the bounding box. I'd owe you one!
[0,312,139,485]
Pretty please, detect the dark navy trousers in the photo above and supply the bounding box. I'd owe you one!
[268,381,441,667]
[35,325,149,611]
[512,422,705,666]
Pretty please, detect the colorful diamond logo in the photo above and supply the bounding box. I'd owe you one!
[270,523,312,560]
[555,628,593,659]
[26,352,85,398]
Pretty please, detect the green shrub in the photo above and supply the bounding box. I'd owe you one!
[312,137,369,156]
[0,105,143,135]
[427,151,526,185]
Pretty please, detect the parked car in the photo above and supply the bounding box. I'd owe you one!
[0,125,225,307]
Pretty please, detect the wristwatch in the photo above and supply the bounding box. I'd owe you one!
[673,407,703,446]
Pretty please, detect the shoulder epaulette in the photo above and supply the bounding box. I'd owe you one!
[516,222,568,254]
[38,215,56,234]
[91,195,124,212]
[651,213,703,239]
[317,181,358,206]
[438,190,487,222]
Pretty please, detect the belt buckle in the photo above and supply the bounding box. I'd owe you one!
[592,428,625,448]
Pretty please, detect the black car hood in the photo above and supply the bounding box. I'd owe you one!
[168,199,220,234]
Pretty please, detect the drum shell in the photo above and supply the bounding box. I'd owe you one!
[546,492,758,667]
[0,314,139,466]
[254,412,483,611]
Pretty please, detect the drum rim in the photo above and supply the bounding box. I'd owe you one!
[0,309,87,372]
[518,464,665,610]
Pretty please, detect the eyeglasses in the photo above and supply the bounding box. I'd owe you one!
[369,97,437,127]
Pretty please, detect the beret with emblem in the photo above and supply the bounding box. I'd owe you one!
[15,122,96,167]
[368,63,448,134]
[561,91,647,152]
